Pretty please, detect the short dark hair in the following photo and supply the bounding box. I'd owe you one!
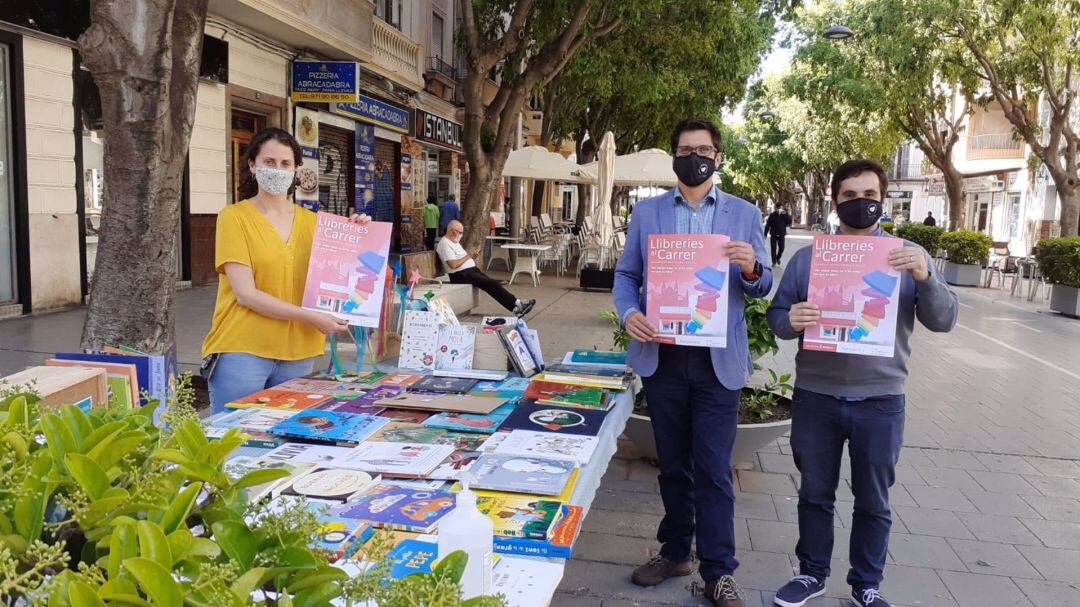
[670,118,723,155]
[830,159,888,201]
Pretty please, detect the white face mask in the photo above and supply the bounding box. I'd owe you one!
[253,166,295,196]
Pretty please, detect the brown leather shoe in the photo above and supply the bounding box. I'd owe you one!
[630,555,694,587]
[704,575,745,607]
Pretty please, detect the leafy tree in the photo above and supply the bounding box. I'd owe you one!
[934,0,1080,236]
[787,0,977,229]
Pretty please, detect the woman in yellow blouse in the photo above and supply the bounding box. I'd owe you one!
[202,127,366,412]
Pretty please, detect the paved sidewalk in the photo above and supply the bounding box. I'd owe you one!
[3,237,1080,606]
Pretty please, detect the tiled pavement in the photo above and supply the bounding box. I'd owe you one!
[2,234,1080,606]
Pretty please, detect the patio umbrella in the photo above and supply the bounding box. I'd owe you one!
[501,146,594,183]
[582,148,677,187]
[591,132,616,267]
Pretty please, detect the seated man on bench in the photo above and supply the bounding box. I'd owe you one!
[437,220,535,316]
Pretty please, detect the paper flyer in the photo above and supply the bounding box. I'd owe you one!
[302,212,392,327]
[400,310,440,370]
[804,234,902,358]
[645,234,730,347]
[294,107,320,211]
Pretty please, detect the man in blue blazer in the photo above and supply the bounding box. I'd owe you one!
[613,118,772,607]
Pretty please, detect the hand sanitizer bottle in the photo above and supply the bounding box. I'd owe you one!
[437,480,494,599]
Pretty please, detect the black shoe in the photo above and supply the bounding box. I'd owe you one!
[774,575,826,606]
[630,555,693,587]
[704,576,745,607]
[851,587,890,607]
[514,299,535,317]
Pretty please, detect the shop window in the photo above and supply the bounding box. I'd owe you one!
[230,109,265,203]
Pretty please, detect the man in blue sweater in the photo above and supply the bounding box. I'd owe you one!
[766,159,958,607]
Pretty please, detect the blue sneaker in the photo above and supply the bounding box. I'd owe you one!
[774,575,826,607]
[851,587,890,607]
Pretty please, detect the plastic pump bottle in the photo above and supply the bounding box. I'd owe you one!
[437,480,494,598]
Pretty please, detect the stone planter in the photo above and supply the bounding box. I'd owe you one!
[943,261,982,286]
[1049,284,1080,318]
[623,405,793,468]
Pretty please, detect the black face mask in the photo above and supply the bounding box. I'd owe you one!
[673,153,716,187]
[836,198,883,230]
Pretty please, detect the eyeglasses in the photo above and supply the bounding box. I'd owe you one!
[674,145,718,157]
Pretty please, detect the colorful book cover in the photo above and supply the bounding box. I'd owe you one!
[499,401,607,437]
[337,370,389,385]
[543,363,628,379]
[399,310,440,370]
[480,316,518,333]
[273,377,348,393]
[569,350,626,366]
[316,394,385,417]
[386,539,438,579]
[377,408,432,424]
[379,373,423,388]
[53,352,153,406]
[432,431,487,452]
[492,504,583,558]
[470,377,532,399]
[516,320,546,371]
[804,235,902,358]
[408,375,479,394]
[227,388,331,411]
[462,468,581,503]
[422,402,516,434]
[351,385,405,405]
[367,422,448,444]
[435,325,476,371]
[427,450,483,481]
[302,213,392,328]
[535,371,627,391]
[269,410,389,444]
[330,484,456,532]
[280,468,379,500]
[46,359,139,408]
[477,496,563,540]
[646,233,731,347]
[524,380,611,411]
[313,514,373,561]
[498,327,539,377]
[468,453,577,496]
[260,442,356,466]
[491,430,599,465]
[206,409,298,434]
[332,442,455,477]
[223,457,316,502]
[434,368,509,381]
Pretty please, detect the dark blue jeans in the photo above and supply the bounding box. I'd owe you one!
[790,388,905,589]
[641,344,740,582]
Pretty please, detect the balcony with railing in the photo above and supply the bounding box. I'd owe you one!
[371,17,424,91]
[890,160,941,180]
[966,133,1025,160]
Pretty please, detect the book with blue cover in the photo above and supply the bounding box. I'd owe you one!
[387,539,438,579]
[423,402,516,434]
[569,350,627,366]
[330,484,456,532]
[269,410,389,444]
[469,453,577,496]
[469,377,531,399]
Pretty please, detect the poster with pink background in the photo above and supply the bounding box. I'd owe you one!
[302,212,393,327]
[804,234,902,357]
[646,234,730,347]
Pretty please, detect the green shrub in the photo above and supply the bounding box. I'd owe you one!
[1035,236,1080,288]
[880,221,895,235]
[896,223,945,255]
[939,230,993,265]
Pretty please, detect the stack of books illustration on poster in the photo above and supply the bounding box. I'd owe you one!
[646,234,730,347]
[804,234,902,357]
[302,212,393,328]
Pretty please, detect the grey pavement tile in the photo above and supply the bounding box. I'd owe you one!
[548,593,603,607]
[736,470,798,497]
[1020,495,1080,523]
[1025,475,1080,499]
[1015,545,1080,583]
[888,484,918,508]
[734,490,780,521]
[974,453,1040,475]
[601,477,663,495]
[574,531,657,566]
[592,488,667,517]
[945,538,1042,580]
[556,559,701,606]
[734,517,751,551]
[746,519,800,554]
[967,470,1042,496]
[1012,578,1080,607]
[878,565,959,607]
[914,466,983,491]
[1024,457,1080,479]
[893,506,975,540]
[584,510,663,540]
[894,464,926,486]
[937,570,1034,607]
[959,489,1041,518]
[627,460,661,484]
[1019,518,1080,550]
[906,485,979,513]
[887,534,967,571]
[756,452,799,475]
[956,513,1043,546]
[732,550,799,592]
[899,448,936,469]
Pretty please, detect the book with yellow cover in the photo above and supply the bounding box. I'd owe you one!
[477,496,563,540]
[453,467,581,503]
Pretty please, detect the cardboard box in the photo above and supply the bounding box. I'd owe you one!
[2,366,109,411]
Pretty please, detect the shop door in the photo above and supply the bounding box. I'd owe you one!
[318,124,354,216]
[373,138,398,224]
[0,44,15,304]
[231,110,264,203]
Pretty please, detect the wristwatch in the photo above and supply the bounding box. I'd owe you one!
[741,261,763,281]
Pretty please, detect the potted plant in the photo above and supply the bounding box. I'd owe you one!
[939,230,992,286]
[1035,236,1080,317]
[896,223,945,257]
[606,296,793,466]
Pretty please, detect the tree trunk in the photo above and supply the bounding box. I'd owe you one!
[941,165,965,231]
[78,0,208,354]
[1051,173,1080,237]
